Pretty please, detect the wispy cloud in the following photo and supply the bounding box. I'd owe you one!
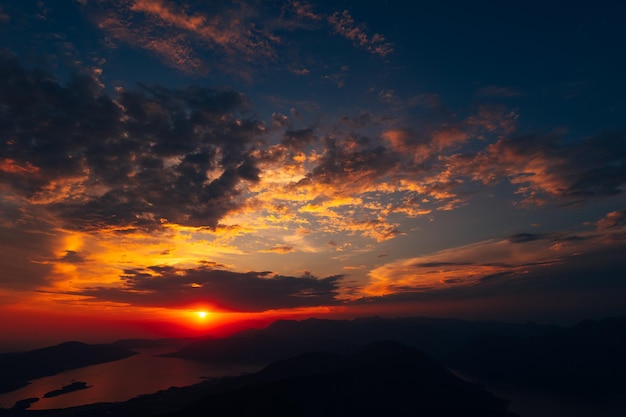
[362,213,626,298]
[84,0,393,75]
[327,10,393,57]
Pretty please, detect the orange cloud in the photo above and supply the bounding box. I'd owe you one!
[328,10,393,57]
[363,217,626,298]
[0,158,40,175]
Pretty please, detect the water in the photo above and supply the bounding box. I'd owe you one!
[0,348,261,410]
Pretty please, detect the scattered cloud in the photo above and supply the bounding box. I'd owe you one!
[328,10,393,57]
[0,51,263,232]
[82,0,393,76]
[88,0,278,74]
[448,129,626,205]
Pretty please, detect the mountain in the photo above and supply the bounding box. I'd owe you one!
[447,316,626,395]
[164,316,557,363]
[161,341,518,417]
[0,342,137,394]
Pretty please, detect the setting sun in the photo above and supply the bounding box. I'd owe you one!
[196,311,209,319]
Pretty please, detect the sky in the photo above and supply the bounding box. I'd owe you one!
[1,0,625,349]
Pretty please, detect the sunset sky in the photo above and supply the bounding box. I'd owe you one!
[1,0,625,349]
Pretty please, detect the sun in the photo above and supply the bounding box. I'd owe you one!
[196,310,209,319]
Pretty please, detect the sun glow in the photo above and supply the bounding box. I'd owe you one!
[196,310,209,319]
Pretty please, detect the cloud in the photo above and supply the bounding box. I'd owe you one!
[327,10,393,57]
[448,129,626,205]
[597,210,626,230]
[362,212,626,298]
[83,0,393,76]
[88,0,279,74]
[2,46,622,267]
[68,265,343,312]
[59,250,88,263]
[0,52,264,232]
[244,101,521,245]
[351,243,626,323]
[261,245,296,254]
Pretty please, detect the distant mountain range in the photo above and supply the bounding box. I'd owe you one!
[164,316,559,363]
[110,337,206,350]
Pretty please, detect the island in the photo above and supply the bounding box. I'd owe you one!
[10,397,39,411]
[43,381,91,398]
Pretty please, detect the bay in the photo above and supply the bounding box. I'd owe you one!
[0,348,261,410]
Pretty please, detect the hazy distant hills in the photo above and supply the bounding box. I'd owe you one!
[164,316,558,363]
[110,337,207,350]
[0,342,136,394]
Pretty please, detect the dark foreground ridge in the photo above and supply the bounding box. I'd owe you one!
[0,341,518,417]
[163,341,518,417]
[0,342,137,394]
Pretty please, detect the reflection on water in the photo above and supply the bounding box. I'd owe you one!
[0,348,261,410]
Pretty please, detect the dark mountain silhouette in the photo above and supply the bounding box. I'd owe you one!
[161,341,517,417]
[448,315,626,395]
[164,316,557,363]
[0,342,136,394]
